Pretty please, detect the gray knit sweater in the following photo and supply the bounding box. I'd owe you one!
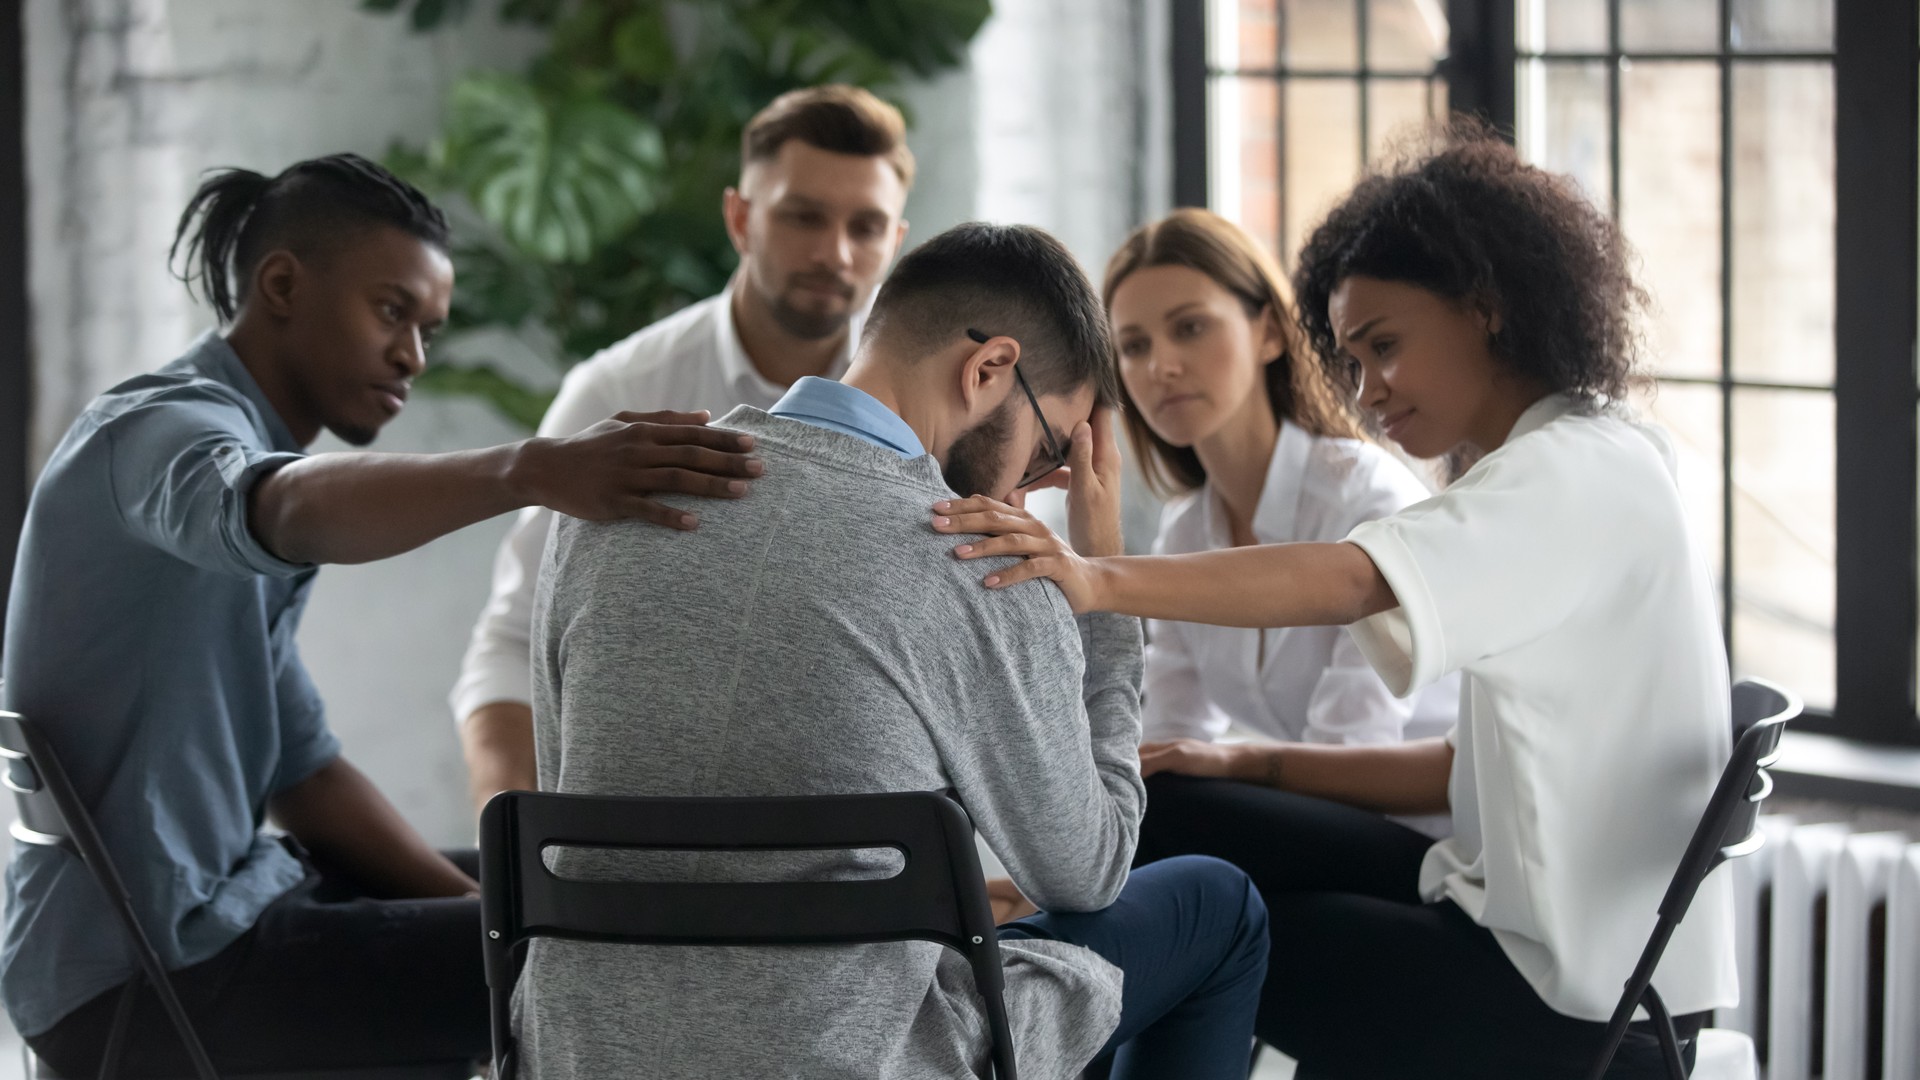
[518,407,1146,1079]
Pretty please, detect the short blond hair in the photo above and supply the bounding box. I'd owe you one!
[742,85,915,187]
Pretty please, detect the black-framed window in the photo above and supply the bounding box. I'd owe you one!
[1174,0,1920,747]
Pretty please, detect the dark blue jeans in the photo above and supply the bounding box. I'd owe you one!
[999,854,1268,1080]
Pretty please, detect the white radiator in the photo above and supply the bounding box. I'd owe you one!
[1723,815,1920,1079]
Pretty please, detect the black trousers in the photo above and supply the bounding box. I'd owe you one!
[1134,775,1703,1080]
[27,845,488,1077]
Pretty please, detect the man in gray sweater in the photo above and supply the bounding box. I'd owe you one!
[522,223,1268,1079]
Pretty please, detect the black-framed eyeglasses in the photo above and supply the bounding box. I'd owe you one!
[967,328,1068,489]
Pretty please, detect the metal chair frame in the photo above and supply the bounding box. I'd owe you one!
[0,708,469,1080]
[1585,679,1802,1080]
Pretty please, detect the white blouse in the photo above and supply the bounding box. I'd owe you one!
[1141,420,1460,748]
[1346,394,1737,1021]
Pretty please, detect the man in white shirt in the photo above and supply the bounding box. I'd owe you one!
[451,85,914,809]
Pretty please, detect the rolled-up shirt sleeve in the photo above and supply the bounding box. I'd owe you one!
[105,396,309,580]
[271,648,342,793]
[1344,442,1602,696]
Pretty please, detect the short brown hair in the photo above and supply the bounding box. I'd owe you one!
[1104,208,1363,498]
[742,85,915,187]
[867,223,1120,409]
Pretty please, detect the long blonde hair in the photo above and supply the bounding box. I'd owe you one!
[1103,208,1362,497]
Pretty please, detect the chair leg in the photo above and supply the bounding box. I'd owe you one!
[96,970,142,1080]
[1641,987,1688,1080]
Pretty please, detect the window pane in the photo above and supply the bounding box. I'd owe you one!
[1731,62,1834,385]
[1208,76,1285,262]
[1214,0,1281,71]
[1732,0,1833,52]
[1643,381,1726,595]
[1282,79,1361,266]
[1367,79,1443,164]
[1281,0,1357,68]
[1622,0,1719,53]
[1732,388,1835,710]
[1515,0,1607,54]
[1367,0,1447,71]
[1516,59,1611,213]
[1621,62,1721,379]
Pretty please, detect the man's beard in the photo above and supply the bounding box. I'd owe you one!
[763,271,856,341]
[941,399,1015,497]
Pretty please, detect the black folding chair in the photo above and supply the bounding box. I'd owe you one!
[480,788,1019,1080]
[1585,678,1802,1080]
[0,708,471,1080]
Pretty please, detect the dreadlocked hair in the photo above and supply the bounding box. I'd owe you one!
[169,152,449,324]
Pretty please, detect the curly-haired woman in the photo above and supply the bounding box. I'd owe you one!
[936,124,1732,1078]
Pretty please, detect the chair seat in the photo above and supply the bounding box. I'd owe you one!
[28,1049,473,1080]
[1689,1028,1757,1080]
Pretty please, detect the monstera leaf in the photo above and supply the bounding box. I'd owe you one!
[793,0,991,77]
[362,0,991,430]
[435,74,665,264]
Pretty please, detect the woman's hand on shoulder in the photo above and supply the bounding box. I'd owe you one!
[930,408,1124,614]
[932,494,1104,612]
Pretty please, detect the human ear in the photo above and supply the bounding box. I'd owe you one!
[1473,295,1503,338]
[722,186,751,256]
[251,250,302,320]
[1255,302,1291,363]
[957,334,1021,418]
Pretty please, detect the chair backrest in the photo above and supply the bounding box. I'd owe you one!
[1654,678,1802,924]
[479,788,1017,1080]
[0,709,224,1080]
[0,710,83,851]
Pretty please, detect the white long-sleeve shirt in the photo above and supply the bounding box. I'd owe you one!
[447,287,857,724]
[1141,419,1460,748]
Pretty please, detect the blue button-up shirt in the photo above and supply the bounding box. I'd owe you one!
[1,333,340,1037]
[769,377,926,458]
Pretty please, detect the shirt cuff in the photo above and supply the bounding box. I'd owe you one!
[221,450,314,578]
[272,728,342,795]
[1345,524,1447,697]
[449,666,534,727]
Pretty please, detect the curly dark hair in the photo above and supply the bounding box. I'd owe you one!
[1292,120,1648,407]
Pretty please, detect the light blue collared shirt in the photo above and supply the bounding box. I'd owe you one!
[768,377,925,458]
[1,333,339,1036]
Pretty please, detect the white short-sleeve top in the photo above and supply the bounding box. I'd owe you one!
[1142,420,1460,747]
[1345,393,1737,1021]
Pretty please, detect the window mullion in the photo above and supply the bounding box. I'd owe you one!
[1830,0,1920,745]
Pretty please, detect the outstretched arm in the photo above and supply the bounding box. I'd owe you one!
[251,410,762,565]
[934,506,1398,629]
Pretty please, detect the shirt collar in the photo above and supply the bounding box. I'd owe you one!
[768,376,925,458]
[1202,419,1310,546]
[1504,392,1584,445]
[184,331,303,453]
[714,279,861,397]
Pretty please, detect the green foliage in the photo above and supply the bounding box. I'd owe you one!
[362,0,991,429]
